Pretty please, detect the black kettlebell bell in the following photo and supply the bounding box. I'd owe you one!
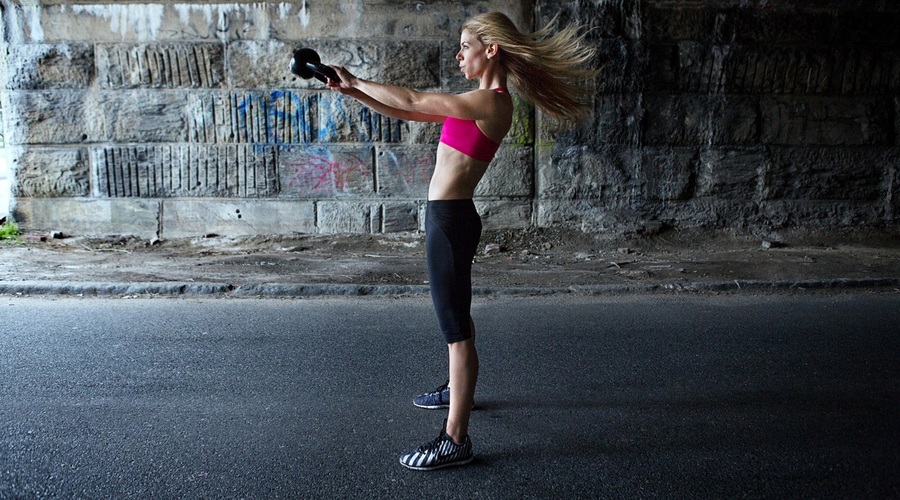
[290,48,340,83]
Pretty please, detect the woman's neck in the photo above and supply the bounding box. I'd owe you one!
[477,67,507,91]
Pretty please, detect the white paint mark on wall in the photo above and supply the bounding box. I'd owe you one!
[3,4,23,43]
[245,3,271,39]
[173,3,274,42]
[25,5,44,42]
[277,1,310,29]
[173,3,224,41]
[69,4,165,42]
[297,1,312,29]
[10,2,313,44]
[4,3,39,43]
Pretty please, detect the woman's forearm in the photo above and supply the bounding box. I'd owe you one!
[352,79,421,112]
[345,87,444,123]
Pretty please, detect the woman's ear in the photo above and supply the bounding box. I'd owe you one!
[486,43,499,59]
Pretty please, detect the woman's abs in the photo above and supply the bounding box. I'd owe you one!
[428,144,489,200]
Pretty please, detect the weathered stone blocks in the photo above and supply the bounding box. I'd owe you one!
[381,202,419,233]
[103,90,190,143]
[96,43,224,88]
[2,90,107,145]
[14,198,159,238]
[231,40,441,89]
[23,4,266,43]
[696,149,766,200]
[579,95,642,147]
[3,0,898,238]
[507,96,535,146]
[475,146,534,198]
[766,148,887,201]
[640,148,697,202]
[896,97,900,146]
[375,146,435,198]
[758,200,887,228]
[271,1,531,40]
[760,96,892,146]
[594,38,643,95]
[648,43,900,95]
[11,147,90,197]
[2,43,94,90]
[543,0,642,40]
[316,201,371,234]
[538,146,637,205]
[162,199,315,238]
[475,200,532,230]
[227,40,305,90]
[92,145,278,198]
[643,94,758,146]
[890,149,900,220]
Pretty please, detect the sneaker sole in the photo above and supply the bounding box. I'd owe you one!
[412,402,476,410]
[412,402,450,410]
[399,455,474,471]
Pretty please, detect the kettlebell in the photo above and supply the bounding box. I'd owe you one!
[290,48,340,83]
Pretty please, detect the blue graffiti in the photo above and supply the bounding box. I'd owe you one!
[236,91,314,145]
[317,95,347,143]
[316,95,402,143]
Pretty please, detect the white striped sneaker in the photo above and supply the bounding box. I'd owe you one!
[399,421,474,471]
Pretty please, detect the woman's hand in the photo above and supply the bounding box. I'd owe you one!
[327,66,358,93]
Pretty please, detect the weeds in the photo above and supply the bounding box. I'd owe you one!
[0,220,21,243]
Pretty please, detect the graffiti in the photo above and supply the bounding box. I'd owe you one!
[282,147,373,196]
[235,91,314,145]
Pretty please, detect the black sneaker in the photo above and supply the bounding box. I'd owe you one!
[399,421,474,471]
[412,381,451,409]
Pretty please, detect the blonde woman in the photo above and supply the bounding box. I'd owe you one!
[328,11,595,470]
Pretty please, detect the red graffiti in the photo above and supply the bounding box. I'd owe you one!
[287,151,371,195]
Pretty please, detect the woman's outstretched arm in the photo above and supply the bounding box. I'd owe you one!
[337,87,445,123]
[328,66,504,122]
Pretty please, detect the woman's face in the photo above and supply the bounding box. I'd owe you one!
[456,28,489,80]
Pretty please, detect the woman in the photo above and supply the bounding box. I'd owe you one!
[328,11,595,470]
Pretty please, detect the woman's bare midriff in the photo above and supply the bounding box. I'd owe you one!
[428,144,490,200]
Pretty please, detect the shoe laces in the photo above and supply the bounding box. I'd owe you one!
[427,380,449,396]
[418,430,452,453]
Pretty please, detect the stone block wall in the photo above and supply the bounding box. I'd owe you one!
[1,0,898,238]
[0,1,533,237]
[538,0,900,233]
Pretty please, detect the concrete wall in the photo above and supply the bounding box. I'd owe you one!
[1,0,898,238]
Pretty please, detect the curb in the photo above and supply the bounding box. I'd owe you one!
[0,278,898,298]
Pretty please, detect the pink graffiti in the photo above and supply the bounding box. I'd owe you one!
[289,152,371,194]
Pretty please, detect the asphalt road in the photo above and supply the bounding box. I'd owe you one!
[1,293,898,498]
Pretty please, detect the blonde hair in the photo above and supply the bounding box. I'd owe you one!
[462,12,597,126]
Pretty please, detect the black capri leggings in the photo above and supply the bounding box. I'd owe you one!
[425,199,482,344]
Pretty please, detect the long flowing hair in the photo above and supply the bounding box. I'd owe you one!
[462,12,597,126]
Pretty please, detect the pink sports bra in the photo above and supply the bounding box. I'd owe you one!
[439,88,508,163]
